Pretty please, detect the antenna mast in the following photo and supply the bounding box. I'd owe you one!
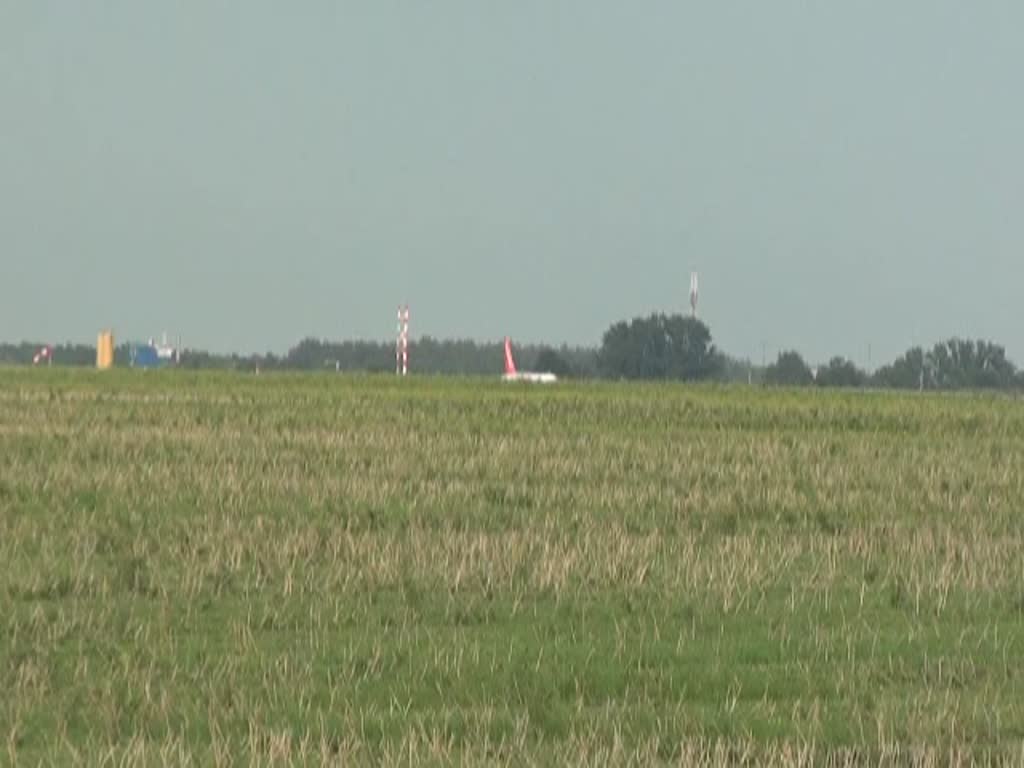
[396,305,410,376]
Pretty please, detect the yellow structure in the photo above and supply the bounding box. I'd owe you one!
[96,331,115,370]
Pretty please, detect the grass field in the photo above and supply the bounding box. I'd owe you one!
[2,369,1023,765]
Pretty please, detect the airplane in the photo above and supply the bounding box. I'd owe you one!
[502,337,558,383]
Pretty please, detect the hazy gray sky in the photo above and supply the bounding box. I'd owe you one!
[2,3,1021,366]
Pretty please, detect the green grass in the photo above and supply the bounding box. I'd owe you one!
[2,368,1024,765]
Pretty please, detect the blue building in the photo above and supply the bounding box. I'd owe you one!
[129,336,179,368]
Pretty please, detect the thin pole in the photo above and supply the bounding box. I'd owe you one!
[397,305,409,376]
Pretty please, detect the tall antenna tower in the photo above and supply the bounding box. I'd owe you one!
[396,304,410,376]
[689,272,699,318]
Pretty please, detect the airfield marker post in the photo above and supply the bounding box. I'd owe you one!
[396,305,409,376]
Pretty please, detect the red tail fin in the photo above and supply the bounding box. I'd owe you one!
[503,337,517,375]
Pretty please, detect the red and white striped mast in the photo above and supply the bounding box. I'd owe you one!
[396,304,410,376]
[33,345,53,366]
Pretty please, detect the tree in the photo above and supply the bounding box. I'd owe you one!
[597,313,723,381]
[927,338,1016,390]
[0,341,101,367]
[764,350,814,386]
[815,357,866,388]
[532,347,574,378]
[871,347,929,389]
[716,355,760,384]
[872,340,1018,391]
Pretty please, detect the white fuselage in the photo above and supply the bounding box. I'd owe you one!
[502,372,558,384]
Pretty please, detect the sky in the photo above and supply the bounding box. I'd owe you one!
[2,3,1022,367]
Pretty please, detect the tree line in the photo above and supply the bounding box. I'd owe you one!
[765,339,1020,390]
[0,338,599,378]
[2,314,1022,391]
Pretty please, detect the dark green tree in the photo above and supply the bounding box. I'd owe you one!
[871,347,929,389]
[815,357,867,388]
[927,338,1016,389]
[0,341,98,366]
[872,340,1018,391]
[532,347,574,378]
[764,350,814,386]
[598,313,722,381]
[716,355,760,384]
